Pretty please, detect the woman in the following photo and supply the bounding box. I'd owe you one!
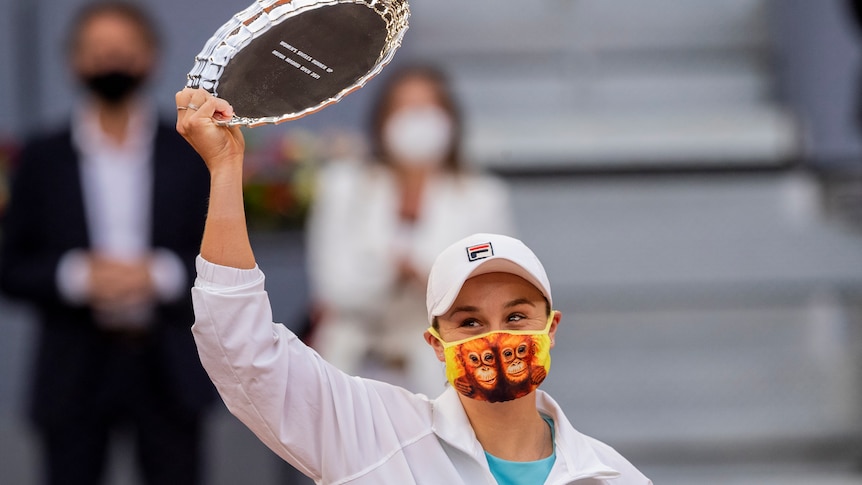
[306,65,513,396]
[176,88,651,484]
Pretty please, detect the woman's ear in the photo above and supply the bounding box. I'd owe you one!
[548,310,561,348]
[424,330,446,362]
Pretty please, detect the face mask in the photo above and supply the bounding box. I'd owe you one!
[82,71,144,104]
[383,106,453,167]
[428,313,553,403]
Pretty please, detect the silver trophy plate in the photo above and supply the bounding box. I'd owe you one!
[186,0,409,127]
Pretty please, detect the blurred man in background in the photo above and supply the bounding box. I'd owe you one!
[0,2,214,484]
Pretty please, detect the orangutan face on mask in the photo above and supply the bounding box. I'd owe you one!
[70,8,157,105]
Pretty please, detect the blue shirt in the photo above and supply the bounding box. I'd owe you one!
[484,416,556,485]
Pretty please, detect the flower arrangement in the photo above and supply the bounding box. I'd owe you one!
[241,128,319,230]
[241,127,366,231]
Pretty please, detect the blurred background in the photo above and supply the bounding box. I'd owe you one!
[2,0,862,484]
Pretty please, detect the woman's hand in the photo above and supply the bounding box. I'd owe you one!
[175,88,245,175]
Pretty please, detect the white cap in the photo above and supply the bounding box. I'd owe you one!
[426,233,552,322]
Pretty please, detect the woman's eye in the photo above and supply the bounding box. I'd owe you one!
[507,314,525,322]
[459,318,480,328]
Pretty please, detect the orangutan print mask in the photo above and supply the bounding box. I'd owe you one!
[427,313,553,402]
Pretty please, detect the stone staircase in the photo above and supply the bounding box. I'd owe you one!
[400,0,798,169]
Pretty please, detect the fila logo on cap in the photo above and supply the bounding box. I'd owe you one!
[466,242,493,262]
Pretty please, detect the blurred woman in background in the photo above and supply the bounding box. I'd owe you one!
[305,64,514,397]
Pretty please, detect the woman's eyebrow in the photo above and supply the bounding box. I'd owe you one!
[504,298,536,309]
[446,305,479,317]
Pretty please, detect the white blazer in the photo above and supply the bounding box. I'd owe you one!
[306,159,515,313]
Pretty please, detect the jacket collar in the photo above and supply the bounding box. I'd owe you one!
[431,387,621,482]
[535,391,621,482]
[431,387,484,458]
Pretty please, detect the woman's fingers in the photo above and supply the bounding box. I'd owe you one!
[175,88,234,124]
[209,96,236,122]
[175,87,245,170]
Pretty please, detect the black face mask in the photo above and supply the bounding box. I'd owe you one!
[82,71,144,104]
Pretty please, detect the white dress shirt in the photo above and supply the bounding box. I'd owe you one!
[56,98,185,328]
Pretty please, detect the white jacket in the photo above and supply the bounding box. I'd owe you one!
[191,257,652,485]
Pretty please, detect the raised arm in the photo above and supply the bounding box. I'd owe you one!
[175,88,254,269]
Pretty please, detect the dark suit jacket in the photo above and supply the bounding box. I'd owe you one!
[0,120,216,427]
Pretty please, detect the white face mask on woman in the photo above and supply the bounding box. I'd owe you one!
[383,106,453,167]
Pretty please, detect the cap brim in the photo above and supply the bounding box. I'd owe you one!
[430,257,550,320]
